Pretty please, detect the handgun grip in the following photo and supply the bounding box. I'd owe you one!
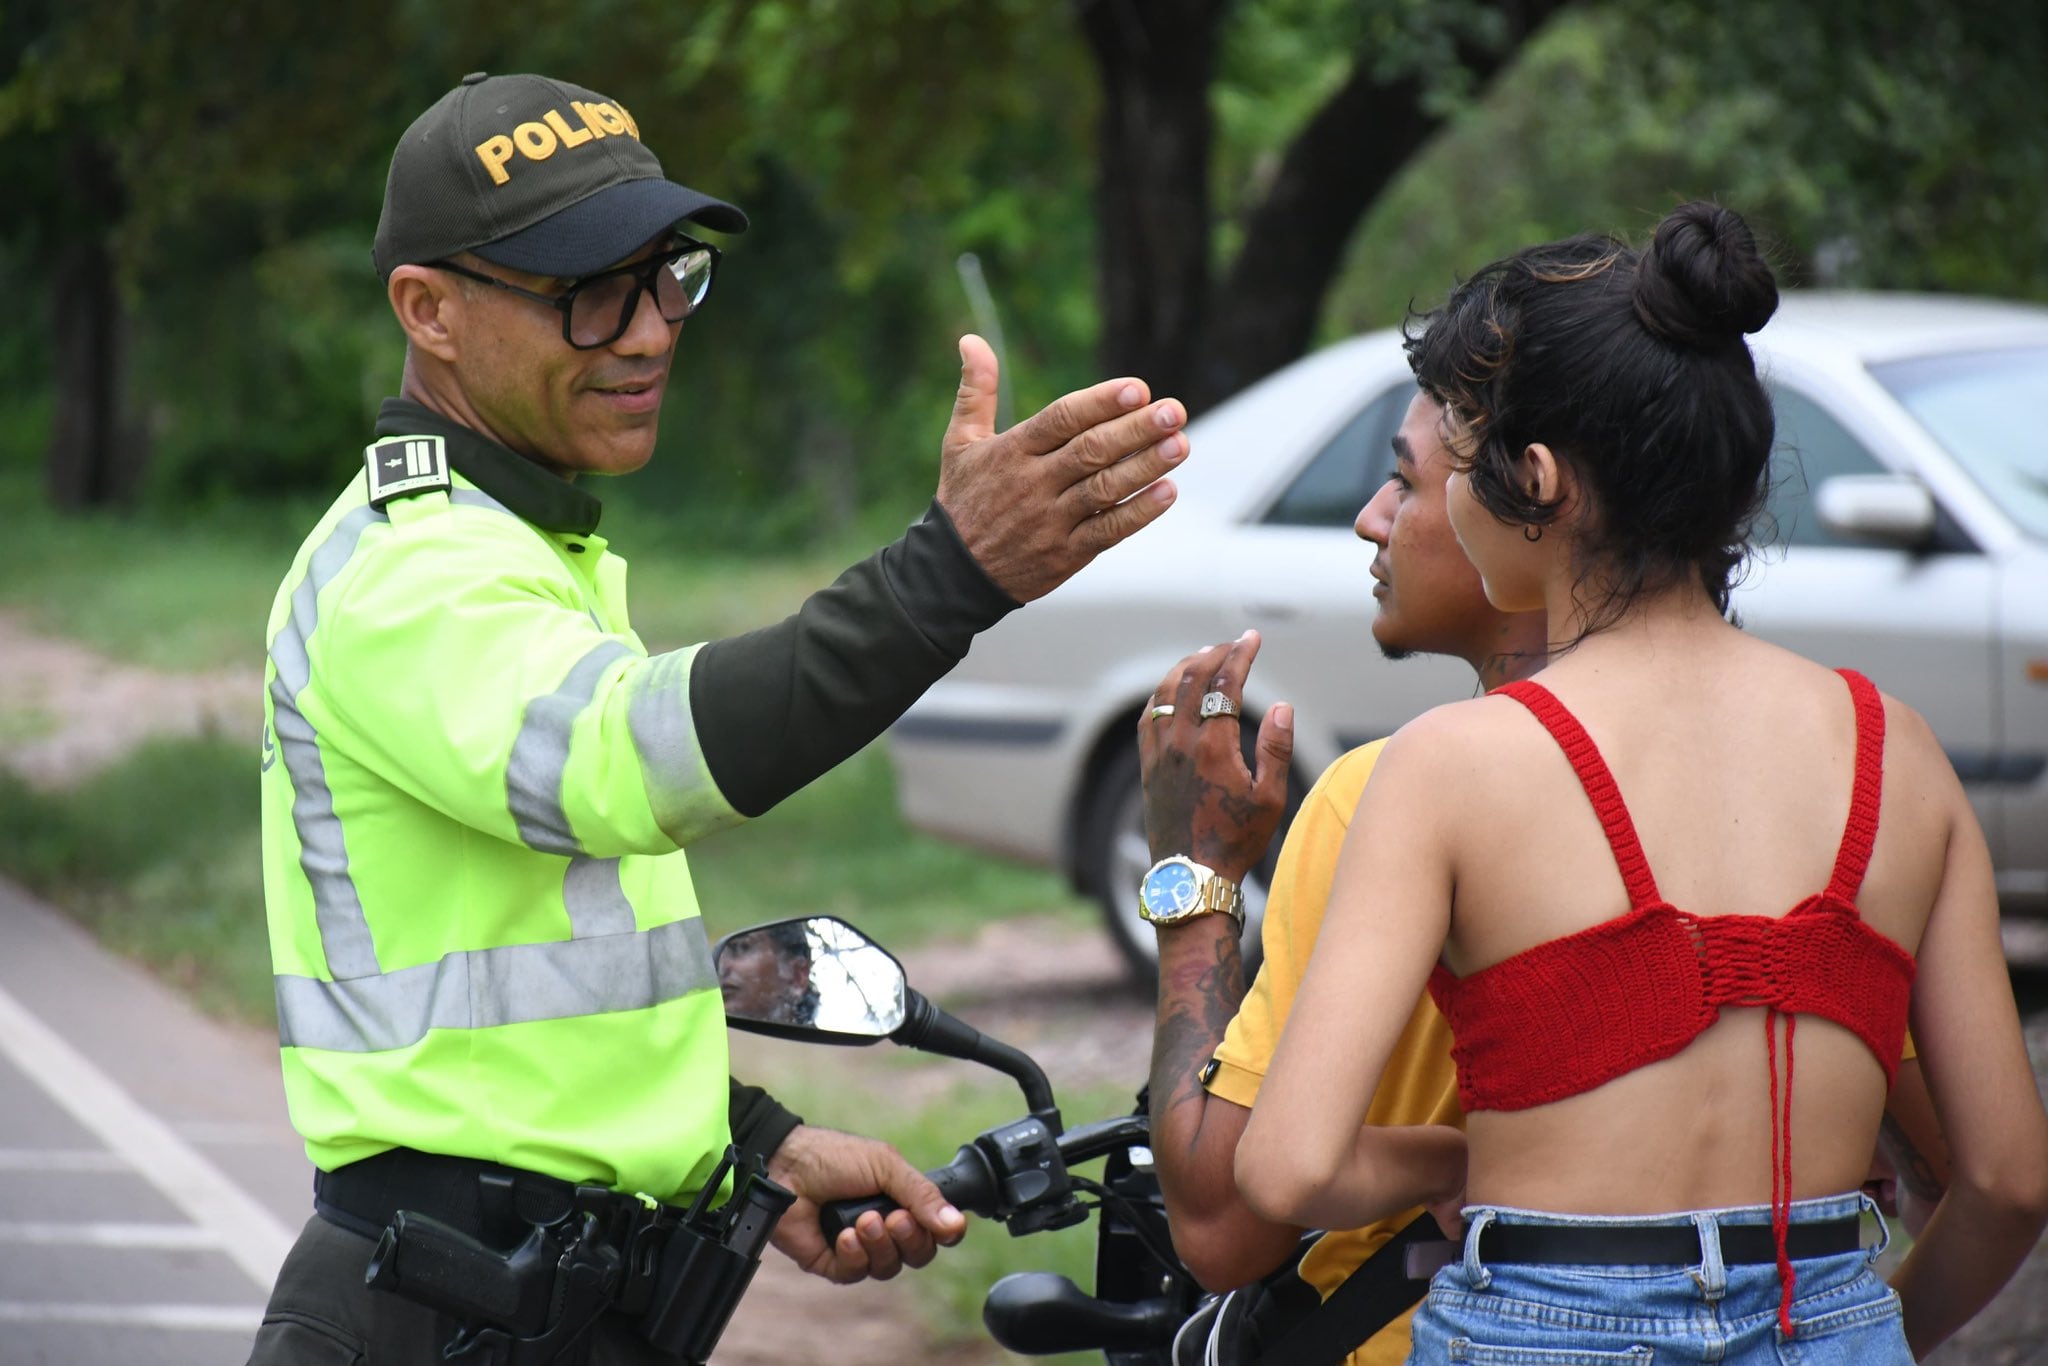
[365,1211,548,1332]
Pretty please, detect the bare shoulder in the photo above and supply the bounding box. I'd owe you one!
[1871,686,1970,820]
[1373,694,1539,796]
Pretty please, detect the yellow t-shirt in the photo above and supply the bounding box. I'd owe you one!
[1206,740,1461,1366]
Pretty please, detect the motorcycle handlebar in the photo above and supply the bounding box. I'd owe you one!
[819,1144,994,1242]
[817,1112,1151,1242]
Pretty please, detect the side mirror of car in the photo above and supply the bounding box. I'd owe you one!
[712,915,909,1043]
[1814,473,1938,549]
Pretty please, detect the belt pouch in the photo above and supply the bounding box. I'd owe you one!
[637,1152,795,1362]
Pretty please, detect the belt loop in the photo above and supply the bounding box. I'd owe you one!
[1461,1208,1495,1291]
[1858,1190,1890,1264]
[1691,1211,1727,1302]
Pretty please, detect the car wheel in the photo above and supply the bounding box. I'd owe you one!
[1078,740,1290,985]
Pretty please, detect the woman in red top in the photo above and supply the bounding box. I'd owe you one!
[1235,202,2048,1361]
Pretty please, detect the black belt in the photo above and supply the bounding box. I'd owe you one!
[315,1146,667,1255]
[1477,1215,1862,1267]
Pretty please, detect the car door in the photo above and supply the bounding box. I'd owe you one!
[1733,376,2006,867]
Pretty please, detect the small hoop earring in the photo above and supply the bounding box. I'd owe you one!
[1523,523,1544,543]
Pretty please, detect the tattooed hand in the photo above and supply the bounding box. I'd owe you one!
[1138,631,1294,884]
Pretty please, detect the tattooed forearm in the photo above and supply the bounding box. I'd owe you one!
[1150,931,1247,1127]
[1878,1112,1946,1201]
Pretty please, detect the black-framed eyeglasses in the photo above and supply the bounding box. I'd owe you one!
[427,237,720,350]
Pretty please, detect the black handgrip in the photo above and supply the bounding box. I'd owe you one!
[819,1148,991,1241]
[364,1211,554,1332]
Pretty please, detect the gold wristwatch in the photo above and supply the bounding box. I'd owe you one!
[1137,856,1245,928]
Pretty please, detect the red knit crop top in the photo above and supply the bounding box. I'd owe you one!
[1426,668,1914,1335]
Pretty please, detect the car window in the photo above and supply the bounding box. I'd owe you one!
[1763,385,1891,549]
[1870,345,2048,541]
[1261,382,1417,527]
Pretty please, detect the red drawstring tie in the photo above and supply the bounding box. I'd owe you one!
[1765,1008,1798,1338]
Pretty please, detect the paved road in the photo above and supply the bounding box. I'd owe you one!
[0,877,308,1365]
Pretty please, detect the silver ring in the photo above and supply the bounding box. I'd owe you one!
[1148,704,1175,720]
[1198,691,1241,720]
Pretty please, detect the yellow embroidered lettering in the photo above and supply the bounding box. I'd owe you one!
[474,135,517,186]
[617,103,640,140]
[573,102,609,138]
[513,121,559,160]
[589,103,629,136]
[543,108,594,149]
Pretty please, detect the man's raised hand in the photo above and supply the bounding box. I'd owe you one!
[936,334,1186,603]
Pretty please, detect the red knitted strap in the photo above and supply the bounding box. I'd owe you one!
[1495,681,1661,909]
[1767,1008,1800,1339]
[1825,669,1886,905]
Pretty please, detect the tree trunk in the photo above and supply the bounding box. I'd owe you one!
[1081,0,1569,416]
[45,136,141,510]
[1076,0,1228,403]
[1193,0,1569,412]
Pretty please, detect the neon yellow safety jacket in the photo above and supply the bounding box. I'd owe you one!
[262,399,1015,1202]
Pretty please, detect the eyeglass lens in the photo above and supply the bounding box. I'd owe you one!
[567,249,715,348]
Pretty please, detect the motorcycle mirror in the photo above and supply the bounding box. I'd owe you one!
[713,916,909,1044]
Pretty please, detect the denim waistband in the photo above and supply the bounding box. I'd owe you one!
[1454,1190,1883,1293]
[1464,1190,1869,1229]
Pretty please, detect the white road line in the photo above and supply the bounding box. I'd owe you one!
[0,1301,263,1332]
[0,981,293,1288]
[0,1220,221,1249]
[0,1147,126,1172]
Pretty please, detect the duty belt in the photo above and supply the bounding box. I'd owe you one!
[316,1144,793,1365]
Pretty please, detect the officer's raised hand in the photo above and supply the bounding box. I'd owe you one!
[766,1125,966,1283]
[938,334,1186,602]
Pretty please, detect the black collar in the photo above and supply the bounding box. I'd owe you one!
[375,398,603,536]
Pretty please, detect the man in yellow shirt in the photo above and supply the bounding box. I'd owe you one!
[1138,391,1545,1364]
[1136,391,1950,1364]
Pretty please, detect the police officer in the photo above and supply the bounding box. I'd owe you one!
[250,70,1191,1364]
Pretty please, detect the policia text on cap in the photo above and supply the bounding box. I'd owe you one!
[246,70,1192,1366]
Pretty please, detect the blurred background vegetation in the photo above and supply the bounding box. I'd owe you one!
[3,0,2043,542]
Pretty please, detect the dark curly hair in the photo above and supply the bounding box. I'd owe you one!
[1403,201,1779,638]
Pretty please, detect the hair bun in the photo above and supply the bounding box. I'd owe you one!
[1632,202,1779,349]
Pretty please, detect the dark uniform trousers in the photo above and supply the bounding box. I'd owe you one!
[247,1215,681,1366]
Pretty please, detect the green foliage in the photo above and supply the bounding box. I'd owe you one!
[4,0,2045,536]
[0,738,273,1021]
[1325,2,2048,338]
[0,469,307,669]
[139,231,406,500]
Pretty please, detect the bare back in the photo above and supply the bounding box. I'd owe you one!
[1440,620,1953,1213]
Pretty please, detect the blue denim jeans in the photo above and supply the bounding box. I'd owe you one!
[1406,1192,1910,1364]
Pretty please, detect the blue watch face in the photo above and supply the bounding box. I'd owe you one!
[1143,861,1200,916]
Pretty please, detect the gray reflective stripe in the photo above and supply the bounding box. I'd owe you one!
[268,504,388,980]
[562,855,638,937]
[274,918,716,1054]
[626,646,743,844]
[447,486,513,517]
[507,640,636,855]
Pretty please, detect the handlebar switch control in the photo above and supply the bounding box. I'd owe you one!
[973,1118,1086,1236]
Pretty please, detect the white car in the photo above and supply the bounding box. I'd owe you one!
[887,292,2048,974]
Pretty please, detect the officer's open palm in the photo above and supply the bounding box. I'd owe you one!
[937,334,1187,603]
[765,1125,966,1284]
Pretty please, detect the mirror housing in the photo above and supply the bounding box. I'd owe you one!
[713,916,908,1044]
[1814,474,1938,549]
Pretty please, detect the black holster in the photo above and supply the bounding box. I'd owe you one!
[330,1146,794,1365]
